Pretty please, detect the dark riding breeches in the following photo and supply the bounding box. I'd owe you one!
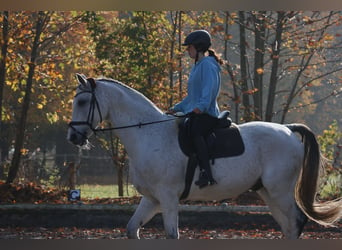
[188,113,218,138]
[188,113,218,187]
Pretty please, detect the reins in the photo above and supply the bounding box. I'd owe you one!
[94,116,182,132]
[68,86,185,138]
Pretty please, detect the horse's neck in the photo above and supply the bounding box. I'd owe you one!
[103,81,164,123]
[101,81,169,155]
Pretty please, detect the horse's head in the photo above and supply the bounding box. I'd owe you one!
[67,73,102,148]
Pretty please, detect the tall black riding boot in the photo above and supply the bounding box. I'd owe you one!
[193,136,217,188]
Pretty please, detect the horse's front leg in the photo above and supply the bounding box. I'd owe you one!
[126,196,160,239]
[160,197,180,239]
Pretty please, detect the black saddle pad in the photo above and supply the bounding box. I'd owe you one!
[178,123,245,160]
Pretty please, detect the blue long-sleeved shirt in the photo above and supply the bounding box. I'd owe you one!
[173,56,221,117]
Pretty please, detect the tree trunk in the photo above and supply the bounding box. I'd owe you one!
[252,11,266,120]
[0,11,9,178]
[6,12,46,184]
[109,131,124,197]
[115,137,124,197]
[238,11,251,122]
[168,11,178,107]
[265,11,285,122]
[224,11,239,123]
[178,11,183,100]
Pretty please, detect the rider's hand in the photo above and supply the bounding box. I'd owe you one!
[192,108,202,114]
[165,109,176,115]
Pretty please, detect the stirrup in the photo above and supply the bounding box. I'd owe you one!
[195,172,217,189]
[195,178,217,188]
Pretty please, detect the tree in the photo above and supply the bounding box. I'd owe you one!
[168,11,183,107]
[83,11,176,195]
[0,11,9,178]
[96,129,127,197]
[7,12,47,183]
[3,11,91,183]
[238,11,252,121]
[221,12,240,122]
[252,11,266,120]
[279,11,342,123]
[265,11,286,122]
[223,11,342,125]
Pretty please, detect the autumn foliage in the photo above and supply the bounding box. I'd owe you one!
[0,181,67,204]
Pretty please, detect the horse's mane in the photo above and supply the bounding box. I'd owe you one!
[97,77,163,114]
[98,77,131,91]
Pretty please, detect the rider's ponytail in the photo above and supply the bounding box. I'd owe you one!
[208,49,224,65]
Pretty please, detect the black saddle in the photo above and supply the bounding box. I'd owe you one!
[178,111,245,200]
[178,111,245,160]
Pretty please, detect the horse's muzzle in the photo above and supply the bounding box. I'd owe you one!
[67,126,88,146]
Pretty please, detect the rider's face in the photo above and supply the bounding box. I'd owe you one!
[186,45,197,59]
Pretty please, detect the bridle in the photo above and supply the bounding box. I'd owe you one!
[68,87,103,140]
[68,83,183,141]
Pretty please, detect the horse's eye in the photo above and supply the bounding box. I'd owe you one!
[77,99,87,106]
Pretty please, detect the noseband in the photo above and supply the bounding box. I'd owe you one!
[68,87,103,140]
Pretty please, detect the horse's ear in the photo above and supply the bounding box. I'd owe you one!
[87,77,97,90]
[76,73,87,86]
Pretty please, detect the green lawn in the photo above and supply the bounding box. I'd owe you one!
[76,184,139,199]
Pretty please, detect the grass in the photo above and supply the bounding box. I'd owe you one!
[75,184,140,199]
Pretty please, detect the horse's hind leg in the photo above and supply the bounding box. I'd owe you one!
[126,196,160,239]
[257,188,308,239]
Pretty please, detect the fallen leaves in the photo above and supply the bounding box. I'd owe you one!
[0,182,265,206]
[0,183,340,239]
[0,183,68,204]
[0,225,340,239]
[0,227,127,239]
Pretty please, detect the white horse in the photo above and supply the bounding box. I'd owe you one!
[67,74,342,239]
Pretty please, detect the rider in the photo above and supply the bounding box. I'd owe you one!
[167,30,223,188]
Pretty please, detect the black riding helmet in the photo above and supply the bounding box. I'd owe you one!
[182,30,212,52]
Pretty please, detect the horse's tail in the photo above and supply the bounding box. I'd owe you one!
[286,123,342,226]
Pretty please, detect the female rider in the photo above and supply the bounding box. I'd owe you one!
[168,30,223,188]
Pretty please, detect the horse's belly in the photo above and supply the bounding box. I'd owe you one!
[186,184,251,201]
[186,157,261,201]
